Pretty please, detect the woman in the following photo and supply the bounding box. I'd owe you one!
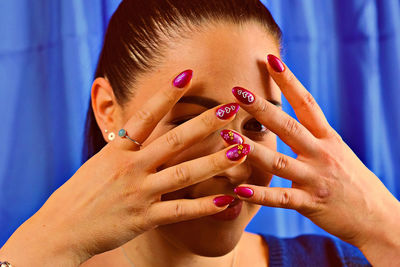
[1,0,399,266]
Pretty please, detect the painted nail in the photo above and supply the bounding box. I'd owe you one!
[226,144,251,161]
[220,129,244,145]
[213,195,235,207]
[267,54,285,73]
[232,87,255,105]
[173,69,193,88]
[216,103,240,120]
[234,187,254,198]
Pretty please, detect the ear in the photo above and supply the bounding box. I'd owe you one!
[91,77,119,143]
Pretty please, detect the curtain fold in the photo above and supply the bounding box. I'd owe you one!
[1,0,399,246]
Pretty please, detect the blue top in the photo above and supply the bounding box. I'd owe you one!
[258,234,372,266]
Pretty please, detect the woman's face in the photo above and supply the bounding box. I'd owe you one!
[117,21,281,256]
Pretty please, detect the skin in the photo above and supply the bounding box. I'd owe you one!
[88,21,279,266]
[1,20,399,267]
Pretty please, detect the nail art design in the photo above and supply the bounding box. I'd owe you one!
[267,54,285,73]
[216,103,240,120]
[234,187,254,198]
[220,129,244,145]
[213,195,235,207]
[232,87,255,105]
[226,144,251,161]
[173,69,193,88]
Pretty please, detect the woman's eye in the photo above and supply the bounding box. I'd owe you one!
[243,118,268,133]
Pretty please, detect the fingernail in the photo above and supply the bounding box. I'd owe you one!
[220,129,244,145]
[216,103,240,120]
[226,144,251,161]
[213,195,235,207]
[267,54,285,73]
[234,187,254,198]
[173,69,193,88]
[232,87,255,105]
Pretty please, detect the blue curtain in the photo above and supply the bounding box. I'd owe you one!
[1,0,399,246]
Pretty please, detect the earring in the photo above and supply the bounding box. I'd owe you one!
[105,129,115,141]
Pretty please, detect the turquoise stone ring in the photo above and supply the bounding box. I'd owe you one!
[118,128,142,147]
[118,129,127,137]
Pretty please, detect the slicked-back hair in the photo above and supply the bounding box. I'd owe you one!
[83,0,282,161]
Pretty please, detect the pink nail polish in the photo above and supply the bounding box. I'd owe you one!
[267,54,285,73]
[213,195,235,207]
[234,187,254,198]
[220,129,244,145]
[216,103,240,120]
[173,69,193,88]
[226,144,251,161]
[232,87,255,105]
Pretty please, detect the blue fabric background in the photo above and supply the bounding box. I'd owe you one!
[1,0,399,247]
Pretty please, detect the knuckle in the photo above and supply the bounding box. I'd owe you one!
[285,70,297,84]
[173,203,185,219]
[173,165,191,186]
[329,131,344,144]
[197,200,210,215]
[255,99,270,115]
[318,146,340,168]
[162,88,178,106]
[279,191,291,207]
[165,130,184,148]
[300,92,317,110]
[312,182,332,205]
[283,118,300,137]
[272,153,289,172]
[209,156,225,173]
[111,158,137,181]
[135,109,155,125]
[258,190,270,204]
[200,113,215,128]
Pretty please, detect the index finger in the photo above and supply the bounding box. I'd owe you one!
[116,69,193,150]
[266,54,332,138]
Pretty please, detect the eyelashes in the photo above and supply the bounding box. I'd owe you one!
[170,116,269,136]
[243,118,268,133]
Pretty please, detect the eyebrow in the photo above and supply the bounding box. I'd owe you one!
[177,96,282,108]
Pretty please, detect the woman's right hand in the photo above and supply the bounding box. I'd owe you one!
[0,70,250,266]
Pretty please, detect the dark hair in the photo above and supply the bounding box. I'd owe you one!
[83,0,282,162]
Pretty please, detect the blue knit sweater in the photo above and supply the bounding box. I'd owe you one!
[258,234,372,266]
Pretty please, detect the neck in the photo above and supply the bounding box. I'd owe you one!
[122,229,238,267]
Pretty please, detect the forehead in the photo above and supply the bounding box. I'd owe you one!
[132,21,281,106]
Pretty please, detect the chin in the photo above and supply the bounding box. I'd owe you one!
[155,205,257,257]
[157,221,242,256]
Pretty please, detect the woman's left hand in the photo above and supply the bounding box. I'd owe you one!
[229,54,400,265]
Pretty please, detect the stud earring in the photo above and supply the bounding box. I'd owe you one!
[105,129,115,141]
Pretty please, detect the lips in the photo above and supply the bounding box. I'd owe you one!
[211,199,243,221]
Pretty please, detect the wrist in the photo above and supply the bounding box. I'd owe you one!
[0,215,86,267]
[358,200,400,266]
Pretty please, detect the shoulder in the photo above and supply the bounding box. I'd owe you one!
[257,233,371,267]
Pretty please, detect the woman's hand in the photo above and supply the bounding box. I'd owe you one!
[229,55,400,266]
[0,70,250,266]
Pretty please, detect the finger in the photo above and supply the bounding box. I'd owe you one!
[220,129,315,184]
[148,195,235,226]
[232,87,318,156]
[116,69,193,150]
[145,144,251,195]
[234,184,314,211]
[140,103,240,169]
[266,54,332,138]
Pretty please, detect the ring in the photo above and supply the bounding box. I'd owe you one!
[118,129,142,147]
